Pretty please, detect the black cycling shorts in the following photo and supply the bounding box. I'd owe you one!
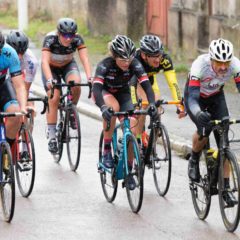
[42,59,80,91]
[186,91,229,137]
[102,88,134,112]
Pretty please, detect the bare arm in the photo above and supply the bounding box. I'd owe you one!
[78,48,92,81]
[42,50,53,81]
[11,74,27,112]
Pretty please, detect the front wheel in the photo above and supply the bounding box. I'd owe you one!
[15,127,35,197]
[66,106,81,171]
[0,142,15,222]
[218,150,240,232]
[190,151,211,220]
[99,131,118,202]
[125,134,143,213]
[151,124,171,196]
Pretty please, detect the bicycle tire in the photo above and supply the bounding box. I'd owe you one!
[152,123,172,196]
[99,131,118,202]
[53,110,64,163]
[0,142,15,222]
[15,127,35,197]
[125,134,143,213]
[190,151,211,220]
[66,105,81,171]
[218,149,240,232]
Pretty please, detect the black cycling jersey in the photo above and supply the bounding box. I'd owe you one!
[135,49,174,84]
[93,57,155,108]
[42,31,86,65]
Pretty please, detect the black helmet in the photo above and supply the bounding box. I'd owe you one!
[6,30,29,54]
[111,35,136,59]
[0,31,5,50]
[140,35,164,56]
[57,18,77,34]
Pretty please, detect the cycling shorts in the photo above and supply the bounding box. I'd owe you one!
[42,59,80,91]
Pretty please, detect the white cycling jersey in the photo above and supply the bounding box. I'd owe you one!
[21,49,38,83]
[189,54,240,97]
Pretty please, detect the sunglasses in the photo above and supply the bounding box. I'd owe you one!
[61,33,75,39]
[147,54,162,59]
[116,57,134,63]
[213,60,231,67]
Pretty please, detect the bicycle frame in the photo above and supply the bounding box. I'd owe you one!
[0,118,7,182]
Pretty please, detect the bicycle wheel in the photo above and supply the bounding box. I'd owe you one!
[151,123,171,196]
[66,106,81,171]
[125,134,143,213]
[53,112,64,163]
[218,150,240,232]
[190,152,211,220]
[99,131,118,202]
[15,127,35,197]
[0,142,15,222]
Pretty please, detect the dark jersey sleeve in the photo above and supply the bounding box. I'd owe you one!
[74,34,86,50]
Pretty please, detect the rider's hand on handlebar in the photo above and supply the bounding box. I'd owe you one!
[47,78,57,90]
[101,105,113,122]
[196,111,211,127]
[176,104,187,119]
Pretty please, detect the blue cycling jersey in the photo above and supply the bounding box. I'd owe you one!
[0,43,21,80]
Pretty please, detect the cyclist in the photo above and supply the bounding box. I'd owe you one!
[130,35,185,149]
[6,30,38,160]
[185,38,240,206]
[0,31,28,149]
[92,35,157,176]
[41,17,92,154]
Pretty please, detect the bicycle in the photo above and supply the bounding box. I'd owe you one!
[140,99,181,196]
[189,116,240,232]
[98,109,148,213]
[50,81,91,171]
[0,111,29,222]
[13,97,48,197]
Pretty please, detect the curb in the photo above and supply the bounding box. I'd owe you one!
[31,83,192,159]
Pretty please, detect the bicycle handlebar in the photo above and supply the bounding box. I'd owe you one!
[50,81,92,99]
[28,96,49,114]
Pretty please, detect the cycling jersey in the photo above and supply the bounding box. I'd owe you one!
[93,57,155,108]
[42,31,86,66]
[0,43,21,80]
[133,49,182,101]
[21,49,38,83]
[185,53,240,116]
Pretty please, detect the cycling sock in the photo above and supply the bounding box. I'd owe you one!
[48,124,56,139]
[104,138,112,154]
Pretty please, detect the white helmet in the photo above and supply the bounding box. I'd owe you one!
[209,38,233,62]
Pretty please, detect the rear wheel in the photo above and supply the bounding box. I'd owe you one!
[125,134,143,213]
[190,151,211,220]
[0,142,15,222]
[99,131,118,202]
[15,126,35,197]
[66,106,81,171]
[218,150,240,232]
[152,124,171,196]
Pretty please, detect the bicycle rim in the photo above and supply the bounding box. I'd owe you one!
[99,131,118,202]
[0,142,15,222]
[190,152,211,220]
[152,124,171,196]
[66,106,81,171]
[53,112,64,163]
[125,135,143,213]
[15,127,35,197]
[218,150,240,232]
